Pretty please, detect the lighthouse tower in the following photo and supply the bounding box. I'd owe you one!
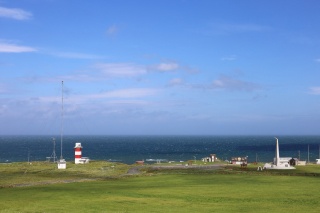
[74,143,83,164]
[74,142,90,164]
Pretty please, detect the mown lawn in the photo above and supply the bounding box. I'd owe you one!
[0,163,320,213]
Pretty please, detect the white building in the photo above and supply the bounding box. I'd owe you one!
[202,154,217,162]
[264,138,295,170]
[57,159,66,169]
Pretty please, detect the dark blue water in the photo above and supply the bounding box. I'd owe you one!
[0,135,319,164]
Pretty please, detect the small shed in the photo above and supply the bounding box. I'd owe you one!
[289,158,299,166]
[57,159,66,169]
[135,160,144,165]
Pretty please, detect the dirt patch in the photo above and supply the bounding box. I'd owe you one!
[150,164,223,170]
[126,166,143,175]
[5,178,99,188]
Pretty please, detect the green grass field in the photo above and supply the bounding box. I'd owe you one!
[0,162,320,212]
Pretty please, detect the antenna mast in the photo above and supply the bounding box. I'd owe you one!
[57,81,67,169]
[307,144,310,164]
[60,80,64,160]
[50,138,57,162]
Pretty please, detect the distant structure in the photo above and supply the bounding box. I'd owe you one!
[263,137,295,170]
[231,156,248,165]
[46,138,57,163]
[146,159,168,163]
[57,81,66,169]
[74,142,89,164]
[316,145,320,164]
[135,160,144,165]
[202,154,217,162]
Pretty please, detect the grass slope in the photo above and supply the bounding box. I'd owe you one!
[0,162,320,213]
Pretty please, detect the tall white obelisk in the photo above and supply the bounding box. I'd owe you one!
[275,137,280,166]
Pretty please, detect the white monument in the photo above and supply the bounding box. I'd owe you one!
[263,137,295,170]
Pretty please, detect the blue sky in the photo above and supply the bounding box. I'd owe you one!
[0,0,320,135]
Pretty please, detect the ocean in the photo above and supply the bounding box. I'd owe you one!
[0,135,319,164]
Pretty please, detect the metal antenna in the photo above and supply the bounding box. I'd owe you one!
[60,81,64,160]
[307,144,309,164]
[50,138,57,162]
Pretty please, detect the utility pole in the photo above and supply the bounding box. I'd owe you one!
[308,144,310,164]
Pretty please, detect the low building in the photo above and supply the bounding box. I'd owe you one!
[231,156,247,165]
[135,160,144,165]
[289,158,299,166]
[202,154,217,162]
[274,157,292,165]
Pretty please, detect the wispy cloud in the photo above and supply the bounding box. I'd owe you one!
[0,6,32,20]
[52,51,103,59]
[212,75,260,92]
[200,22,271,36]
[168,78,184,86]
[94,62,183,78]
[221,55,237,61]
[106,25,119,36]
[149,62,199,74]
[95,63,147,77]
[220,23,271,33]
[20,61,185,83]
[0,83,8,94]
[39,88,158,104]
[95,88,158,99]
[309,87,320,95]
[0,41,37,53]
[151,62,180,72]
[169,75,261,92]
[315,58,320,63]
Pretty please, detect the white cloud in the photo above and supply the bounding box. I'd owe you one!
[0,6,32,20]
[92,88,158,99]
[106,25,119,36]
[212,75,260,92]
[92,61,186,78]
[39,88,158,106]
[166,74,260,92]
[309,87,320,95]
[95,63,147,77]
[168,78,184,86]
[0,42,37,53]
[200,22,271,36]
[152,62,179,72]
[52,52,103,59]
[221,55,237,61]
[0,83,8,93]
[315,58,320,63]
[221,23,271,33]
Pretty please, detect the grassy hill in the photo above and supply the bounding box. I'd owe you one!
[0,161,320,212]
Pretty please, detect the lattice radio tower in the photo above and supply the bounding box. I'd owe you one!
[50,137,58,163]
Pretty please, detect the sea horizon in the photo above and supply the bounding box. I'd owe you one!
[1,135,319,164]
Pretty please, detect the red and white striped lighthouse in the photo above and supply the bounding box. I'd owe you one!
[74,142,83,164]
